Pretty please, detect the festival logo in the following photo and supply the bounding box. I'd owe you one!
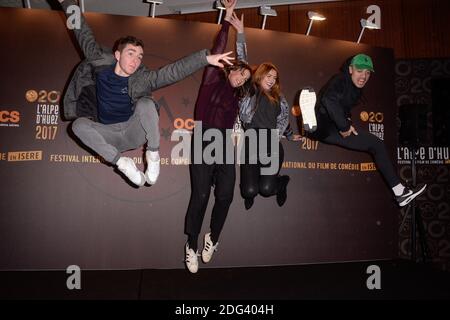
[25,89,60,141]
[360,111,384,140]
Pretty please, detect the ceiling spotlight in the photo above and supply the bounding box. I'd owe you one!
[214,0,226,25]
[306,11,326,36]
[259,5,277,30]
[146,0,163,18]
[357,18,380,43]
[308,11,326,21]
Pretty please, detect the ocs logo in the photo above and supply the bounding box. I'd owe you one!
[174,118,195,130]
[360,111,384,123]
[0,110,20,123]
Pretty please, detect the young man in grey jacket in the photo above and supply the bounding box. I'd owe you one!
[57,0,233,187]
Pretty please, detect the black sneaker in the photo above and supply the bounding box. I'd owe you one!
[396,183,427,207]
[276,176,290,207]
[299,87,317,133]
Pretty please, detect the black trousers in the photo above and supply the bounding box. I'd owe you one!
[240,129,285,200]
[185,129,235,242]
[320,128,400,188]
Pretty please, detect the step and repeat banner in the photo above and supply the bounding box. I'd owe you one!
[0,7,398,270]
[395,58,450,271]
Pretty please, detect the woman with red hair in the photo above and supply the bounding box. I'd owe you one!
[239,62,300,210]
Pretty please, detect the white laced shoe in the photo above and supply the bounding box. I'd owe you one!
[145,151,160,185]
[116,157,146,187]
[201,233,218,264]
[185,243,199,274]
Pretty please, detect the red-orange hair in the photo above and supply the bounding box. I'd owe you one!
[253,62,281,104]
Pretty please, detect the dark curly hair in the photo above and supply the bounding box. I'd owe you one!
[223,60,253,99]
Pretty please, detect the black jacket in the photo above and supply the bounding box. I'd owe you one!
[311,63,362,140]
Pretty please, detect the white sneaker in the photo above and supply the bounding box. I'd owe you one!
[299,87,317,133]
[201,233,218,264]
[145,151,160,185]
[185,243,199,274]
[116,157,146,187]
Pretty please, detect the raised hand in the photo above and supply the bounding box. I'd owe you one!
[340,125,358,138]
[290,134,302,141]
[229,12,244,33]
[223,0,237,20]
[222,0,237,10]
[206,51,235,68]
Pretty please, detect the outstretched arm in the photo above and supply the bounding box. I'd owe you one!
[228,13,248,63]
[57,0,103,60]
[145,50,234,91]
[208,0,236,55]
[201,0,237,85]
[223,0,237,20]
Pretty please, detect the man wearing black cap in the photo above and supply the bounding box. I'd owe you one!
[299,53,426,207]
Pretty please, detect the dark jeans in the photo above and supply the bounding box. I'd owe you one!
[185,128,235,243]
[320,128,400,188]
[240,128,285,200]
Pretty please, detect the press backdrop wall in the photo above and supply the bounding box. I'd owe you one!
[0,7,398,270]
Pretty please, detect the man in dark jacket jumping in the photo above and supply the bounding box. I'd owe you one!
[299,53,426,207]
[57,0,233,187]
